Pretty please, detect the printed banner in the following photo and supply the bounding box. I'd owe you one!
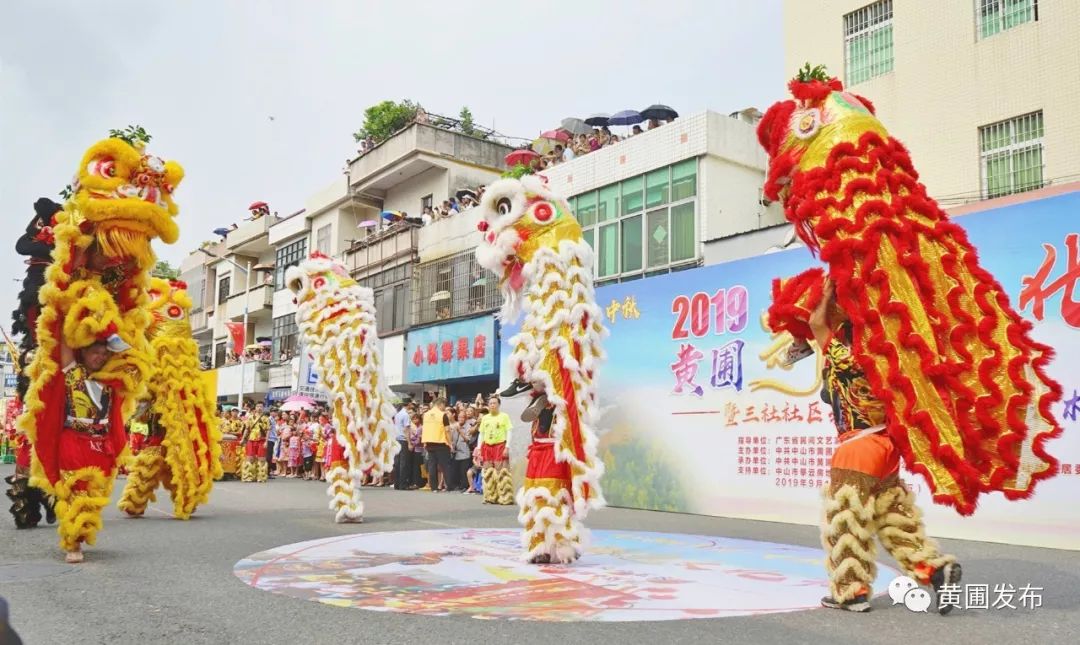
[500,189,1080,550]
[406,315,496,383]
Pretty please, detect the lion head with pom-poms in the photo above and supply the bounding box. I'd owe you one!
[473,175,583,322]
[66,126,183,270]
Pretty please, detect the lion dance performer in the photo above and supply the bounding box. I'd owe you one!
[761,66,1063,611]
[5,198,63,529]
[474,175,608,564]
[118,278,222,518]
[285,252,399,522]
[17,129,183,562]
[240,404,270,483]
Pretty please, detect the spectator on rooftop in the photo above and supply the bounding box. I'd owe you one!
[648,118,661,130]
[415,108,429,125]
[632,125,644,136]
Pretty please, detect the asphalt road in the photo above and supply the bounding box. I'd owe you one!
[1,464,1077,645]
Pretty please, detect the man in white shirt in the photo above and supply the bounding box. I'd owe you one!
[392,402,413,490]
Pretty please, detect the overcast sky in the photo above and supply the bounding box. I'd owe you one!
[0,0,783,326]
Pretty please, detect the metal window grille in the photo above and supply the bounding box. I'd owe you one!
[843,0,894,86]
[979,111,1044,199]
[274,238,307,290]
[412,249,500,326]
[977,0,1037,39]
[271,315,299,362]
[214,341,227,368]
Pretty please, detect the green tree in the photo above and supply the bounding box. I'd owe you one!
[353,100,420,142]
[459,106,476,137]
[152,260,180,280]
[501,163,535,179]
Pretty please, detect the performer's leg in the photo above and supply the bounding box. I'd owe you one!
[820,470,877,611]
[256,452,269,483]
[481,466,497,503]
[5,473,43,529]
[55,467,116,561]
[496,463,515,505]
[517,485,582,564]
[118,447,165,517]
[874,477,961,613]
[326,463,363,523]
[241,456,256,482]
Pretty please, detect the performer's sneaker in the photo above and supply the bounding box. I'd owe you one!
[820,594,871,612]
[931,562,963,615]
[45,503,56,525]
[499,379,533,399]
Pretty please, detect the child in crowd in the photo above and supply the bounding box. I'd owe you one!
[301,427,315,480]
[287,428,302,478]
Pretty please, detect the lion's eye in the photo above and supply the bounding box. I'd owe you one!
[497,198,512,216]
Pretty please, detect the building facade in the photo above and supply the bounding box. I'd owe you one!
[784,0,1080,206]
[540,111,785,276]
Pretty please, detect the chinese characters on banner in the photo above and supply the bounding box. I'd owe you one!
[670,286,749,396]
[405,315,496,382]
[735,434,836,490]
[1020,232,1080,328]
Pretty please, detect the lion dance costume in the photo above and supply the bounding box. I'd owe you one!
[286,252,399,522]
[240,411,270,483]
[118,278,222,519]
[761,67,1063,611]
[475,175,608,564]
[6,198,63,528]
[17,132,183,558]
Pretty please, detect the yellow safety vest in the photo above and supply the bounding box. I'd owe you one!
[421,408,449,445]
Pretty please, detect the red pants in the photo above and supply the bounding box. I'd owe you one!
[245,441,266,459]
[480,442,508,464]
[59,429,117,472]
[525,440,571,482]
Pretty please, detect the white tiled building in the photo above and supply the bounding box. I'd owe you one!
[784,0,1080,206]
[538,111,785,276]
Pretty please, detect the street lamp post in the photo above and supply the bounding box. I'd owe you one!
[200,248,252,408]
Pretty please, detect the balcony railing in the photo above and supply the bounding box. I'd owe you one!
[225,216,274,251]
[224,284,274,320]
[346,221,421,278]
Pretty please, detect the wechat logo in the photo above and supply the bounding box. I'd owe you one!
[889,576,931,612]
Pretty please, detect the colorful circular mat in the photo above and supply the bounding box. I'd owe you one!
[234,528,897,622]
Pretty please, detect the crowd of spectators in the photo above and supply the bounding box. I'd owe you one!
[535,117,674,170]
[216,394,500,494]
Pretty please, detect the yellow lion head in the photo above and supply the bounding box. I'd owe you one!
[72,137,184,269]
[146,276,193,341]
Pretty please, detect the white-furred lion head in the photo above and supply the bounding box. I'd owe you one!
[285,252,373,330]
[474,175,582,319]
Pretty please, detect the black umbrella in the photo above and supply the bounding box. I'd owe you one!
[584,113,610,127]
[641,104,679,121]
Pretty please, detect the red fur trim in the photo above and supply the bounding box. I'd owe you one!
[780,129,1064,514]
[757,100,795,157]
[767,268,825,341]
[788,77,843,102]
[851,93,876,115]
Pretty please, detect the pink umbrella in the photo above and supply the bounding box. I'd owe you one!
[357,219,378,228]
[539,129,570,143]
[505,149,540,168]
[280,395,316,411]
